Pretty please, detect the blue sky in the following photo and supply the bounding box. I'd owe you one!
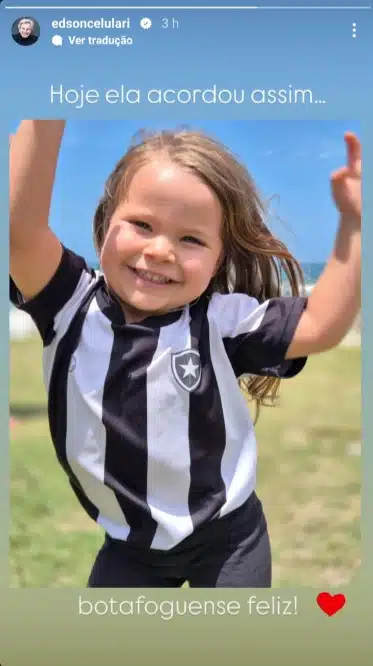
[13,120,359,264]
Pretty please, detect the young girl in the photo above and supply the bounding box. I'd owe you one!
[9,121,361,588]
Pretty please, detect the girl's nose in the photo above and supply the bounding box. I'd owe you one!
[144,236,175,261]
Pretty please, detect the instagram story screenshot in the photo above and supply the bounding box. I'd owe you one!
[1,0,372,664]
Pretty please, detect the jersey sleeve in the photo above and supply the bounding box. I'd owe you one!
[209,292,308,378]
[10,245,97,346]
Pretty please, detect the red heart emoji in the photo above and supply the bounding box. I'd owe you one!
[317,592,346,616]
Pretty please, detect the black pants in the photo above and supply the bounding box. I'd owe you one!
[88,492,271,588]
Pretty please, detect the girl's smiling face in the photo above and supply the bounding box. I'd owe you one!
[100,159,223,322]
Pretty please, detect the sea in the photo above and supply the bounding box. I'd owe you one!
[282,261,325,296]
[301,262,325,287]
[9,262,325,339]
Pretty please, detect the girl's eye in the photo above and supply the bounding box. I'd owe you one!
[182,236,204,246]
[131,220,152,231]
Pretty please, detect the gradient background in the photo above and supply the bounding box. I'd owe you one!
[1,0,372,664]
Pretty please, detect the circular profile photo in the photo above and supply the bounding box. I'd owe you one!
[12,17,40,46]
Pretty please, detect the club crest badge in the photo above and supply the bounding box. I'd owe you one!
[171,350,201,392]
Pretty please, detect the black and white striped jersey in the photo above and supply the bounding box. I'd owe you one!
[10,246,307,550]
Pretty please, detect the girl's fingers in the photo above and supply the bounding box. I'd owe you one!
[345,132,361,172]
[330,166,346,183]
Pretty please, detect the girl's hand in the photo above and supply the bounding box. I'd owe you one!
[330,132,361,224]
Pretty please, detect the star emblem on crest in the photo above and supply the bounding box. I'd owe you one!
[171,350,201,392]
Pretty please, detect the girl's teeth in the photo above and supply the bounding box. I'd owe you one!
[137,270,169,283]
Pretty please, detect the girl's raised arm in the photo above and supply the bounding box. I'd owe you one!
[285,132,361,359]
[10,120,65,300]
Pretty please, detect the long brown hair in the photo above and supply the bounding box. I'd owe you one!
[93,129,305,419]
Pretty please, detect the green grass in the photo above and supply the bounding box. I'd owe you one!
[10,335,361,587]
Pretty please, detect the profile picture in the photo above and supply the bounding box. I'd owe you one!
[12,17,40,46]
